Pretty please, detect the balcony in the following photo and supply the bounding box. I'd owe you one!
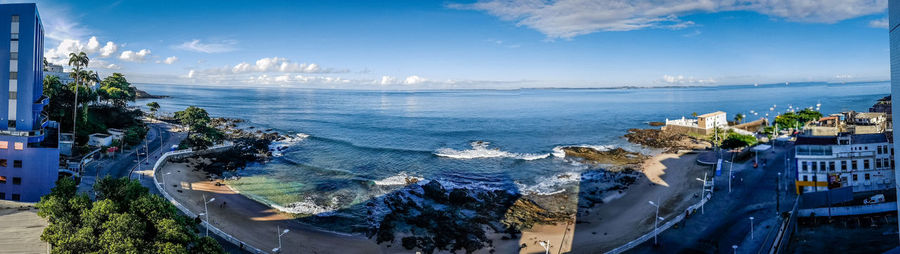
[834,151,875,158]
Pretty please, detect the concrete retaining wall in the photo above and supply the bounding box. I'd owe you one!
[151,144,268,254]
[604,194,711,254]
[797,202,897,217]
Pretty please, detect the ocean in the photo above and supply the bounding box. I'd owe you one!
[135,81,889,219]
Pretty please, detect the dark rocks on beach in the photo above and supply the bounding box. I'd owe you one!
[624,128,701,152]
[369,181,570,254]
[647,121,665,126]
[561,146,646,171]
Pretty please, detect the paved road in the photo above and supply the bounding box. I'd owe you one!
[627,142,797,254]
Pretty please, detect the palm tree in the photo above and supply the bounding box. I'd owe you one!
[67,52,89,141]
[734,113,745,124]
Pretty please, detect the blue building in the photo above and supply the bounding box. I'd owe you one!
[0,3,59,202]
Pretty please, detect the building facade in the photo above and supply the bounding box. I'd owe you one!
[795,133,894,194]
[890,0,900,241]
[0,3,59,202]
[663,111,729,135]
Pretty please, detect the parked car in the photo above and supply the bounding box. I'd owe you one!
[864,194,885,205]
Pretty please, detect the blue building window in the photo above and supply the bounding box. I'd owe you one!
[12,177,20,185]
[0,176,5,184]
[11,194,19,201]
[0,159,7,167]
[13,160,21,168]
[0,192,4,199]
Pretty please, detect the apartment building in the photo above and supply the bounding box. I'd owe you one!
[0,3,59,202]
[794,132,894,194]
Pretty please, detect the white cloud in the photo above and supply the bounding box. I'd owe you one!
[44,36,121,65]
[197,57,344,75]
[869,17,888,28]
[403,75,427,85]
[174,39,238,53]
[119,49,152,62]
[380,76,397,85]
[99,42,118,57]
[661,74,716,85]
[451,0,887,38]
[187,69,196,78]
[163,56,178,64]
[88,59,121,69]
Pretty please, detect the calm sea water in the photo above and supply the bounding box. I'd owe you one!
[135,82,889,215]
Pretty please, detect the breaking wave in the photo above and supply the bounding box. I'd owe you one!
[270,133,310,157]
[434,141,550,161]
[373,172,425,186]
[551,144,618,158]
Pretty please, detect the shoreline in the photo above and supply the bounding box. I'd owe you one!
[170,114,709,253]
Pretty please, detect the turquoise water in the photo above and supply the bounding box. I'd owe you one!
[136,82,889,215]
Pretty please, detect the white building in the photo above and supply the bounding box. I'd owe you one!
[87,133,112,147]
[795,133,894,194]
[663,111,728,135]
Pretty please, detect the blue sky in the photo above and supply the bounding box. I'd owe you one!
[15,0,892,89]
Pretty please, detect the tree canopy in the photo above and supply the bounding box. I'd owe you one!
[98,73,137,107]
[36,177,224,254]
[175,106,223,150]
[775,108,822,129]
[720,131,759,150]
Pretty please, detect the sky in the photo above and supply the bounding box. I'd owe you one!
[10,0,893,89]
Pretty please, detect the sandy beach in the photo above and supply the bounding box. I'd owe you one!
[157,161,381,253]
[511,151,708,253]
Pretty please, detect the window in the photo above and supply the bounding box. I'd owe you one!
[803,175,808,181]
[9,92,15,100]
[877,159,883,168]
[853,174,858,181]
[9,52,16,60]
[820,162,826,172]
[0,192,4,199]
[14,142,23,150]
[802,162,808,171]
[11,15,18,22]
[9,72,16,79]
[812,162,818,171]
[852,160,858,170]
[10,33,17,40]
[0,159,7,167]
[0,176,5,184]
[842,161,848,171]
[878,146,883,154]
[865,174,871,180]
[829,161,835,171]
[11,194,19,201]
[864,160,870,169]
[12,177,20,185]
[13,160,22,168]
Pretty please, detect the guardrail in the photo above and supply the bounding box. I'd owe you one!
[768,198,799,254]
[151,144,267,254]
[604,194,711,254]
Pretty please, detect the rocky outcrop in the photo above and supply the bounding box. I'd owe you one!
[561,147,646,171]
[134,88,168,99]
[624,128,703,152]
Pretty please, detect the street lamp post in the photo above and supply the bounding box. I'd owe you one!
[272,226,290,253]
[729,151,735,193]
[648,200,664,246]
[776,172,781,213]
[749,216,755,240]
[538,240,550,254]
[695,172,707,214]
[200,195,216,237]
[159,172,171,187]
[732,245,738,254]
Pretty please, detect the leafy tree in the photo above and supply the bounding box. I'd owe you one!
[175,106,223,150]
[147,102,161,117]
[733,113,745,124]
[99,73,136,107]
[36,177,224,254]
[123,125,149,146]
[720,132,758,150]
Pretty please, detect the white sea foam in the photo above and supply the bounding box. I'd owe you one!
[551,144,621,159]
[272,196,339,216]
[373,172,424,186]
[516,172,582,195]
[434,141,550,161]
[270,133,310,157]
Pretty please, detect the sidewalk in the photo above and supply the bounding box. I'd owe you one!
[627,143,793,253]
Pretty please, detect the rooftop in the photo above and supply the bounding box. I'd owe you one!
[698,111,726,118]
